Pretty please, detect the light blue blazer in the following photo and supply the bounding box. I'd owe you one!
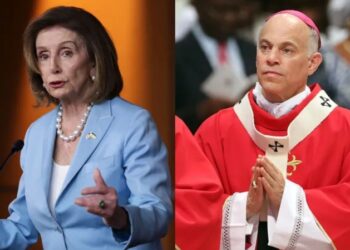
[0,97,172,250]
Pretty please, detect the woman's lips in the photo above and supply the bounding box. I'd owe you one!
[49,81,66,88]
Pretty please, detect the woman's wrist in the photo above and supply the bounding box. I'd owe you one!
[105,207,129,230]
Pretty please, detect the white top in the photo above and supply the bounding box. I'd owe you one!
[49,161,70,214]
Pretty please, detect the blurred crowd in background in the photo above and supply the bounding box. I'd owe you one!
[176,0,350,132]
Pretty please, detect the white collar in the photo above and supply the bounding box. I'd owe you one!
[252,82,311,118]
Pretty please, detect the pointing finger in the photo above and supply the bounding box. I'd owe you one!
[93,168,107,188]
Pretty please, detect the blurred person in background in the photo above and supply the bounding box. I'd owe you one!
[321,0,350,108]
[176,0,258,132]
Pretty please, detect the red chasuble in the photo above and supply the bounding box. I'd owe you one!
[175,116,228,250]
[195,84,350,249]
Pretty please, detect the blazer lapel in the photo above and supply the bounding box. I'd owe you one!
[40,107,59,213]
[60,100,114,193]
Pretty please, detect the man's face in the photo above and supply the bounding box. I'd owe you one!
[195,0,253,41]
[256,14,318,102]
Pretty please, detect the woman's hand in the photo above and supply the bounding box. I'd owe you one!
[75,168,129,230]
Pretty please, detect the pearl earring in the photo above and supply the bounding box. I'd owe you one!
[91,75,96,82]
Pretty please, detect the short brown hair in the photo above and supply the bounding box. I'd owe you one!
[23,6,123,106]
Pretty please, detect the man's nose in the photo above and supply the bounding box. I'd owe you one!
[266,48,280,65]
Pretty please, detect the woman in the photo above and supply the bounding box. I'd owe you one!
[1,6,172,250]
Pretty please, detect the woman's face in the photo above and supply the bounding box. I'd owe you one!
[36,26,95,104]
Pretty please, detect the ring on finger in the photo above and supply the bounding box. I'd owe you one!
[99,199,106,209]
[252,180,257,189]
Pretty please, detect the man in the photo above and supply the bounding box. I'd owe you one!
[176,0,258,132]
[195,10,350,249]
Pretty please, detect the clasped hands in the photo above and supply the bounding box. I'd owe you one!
[246,155,285,219]
[75,168,128,230]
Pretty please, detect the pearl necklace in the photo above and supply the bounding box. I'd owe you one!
[56,103,93,142]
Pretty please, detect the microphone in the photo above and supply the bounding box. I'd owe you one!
[0,140,24,171]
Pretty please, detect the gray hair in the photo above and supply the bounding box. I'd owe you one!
[308,28,320,55]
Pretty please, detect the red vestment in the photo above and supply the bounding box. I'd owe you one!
[175,116,228,250]
[196,84,350,249]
